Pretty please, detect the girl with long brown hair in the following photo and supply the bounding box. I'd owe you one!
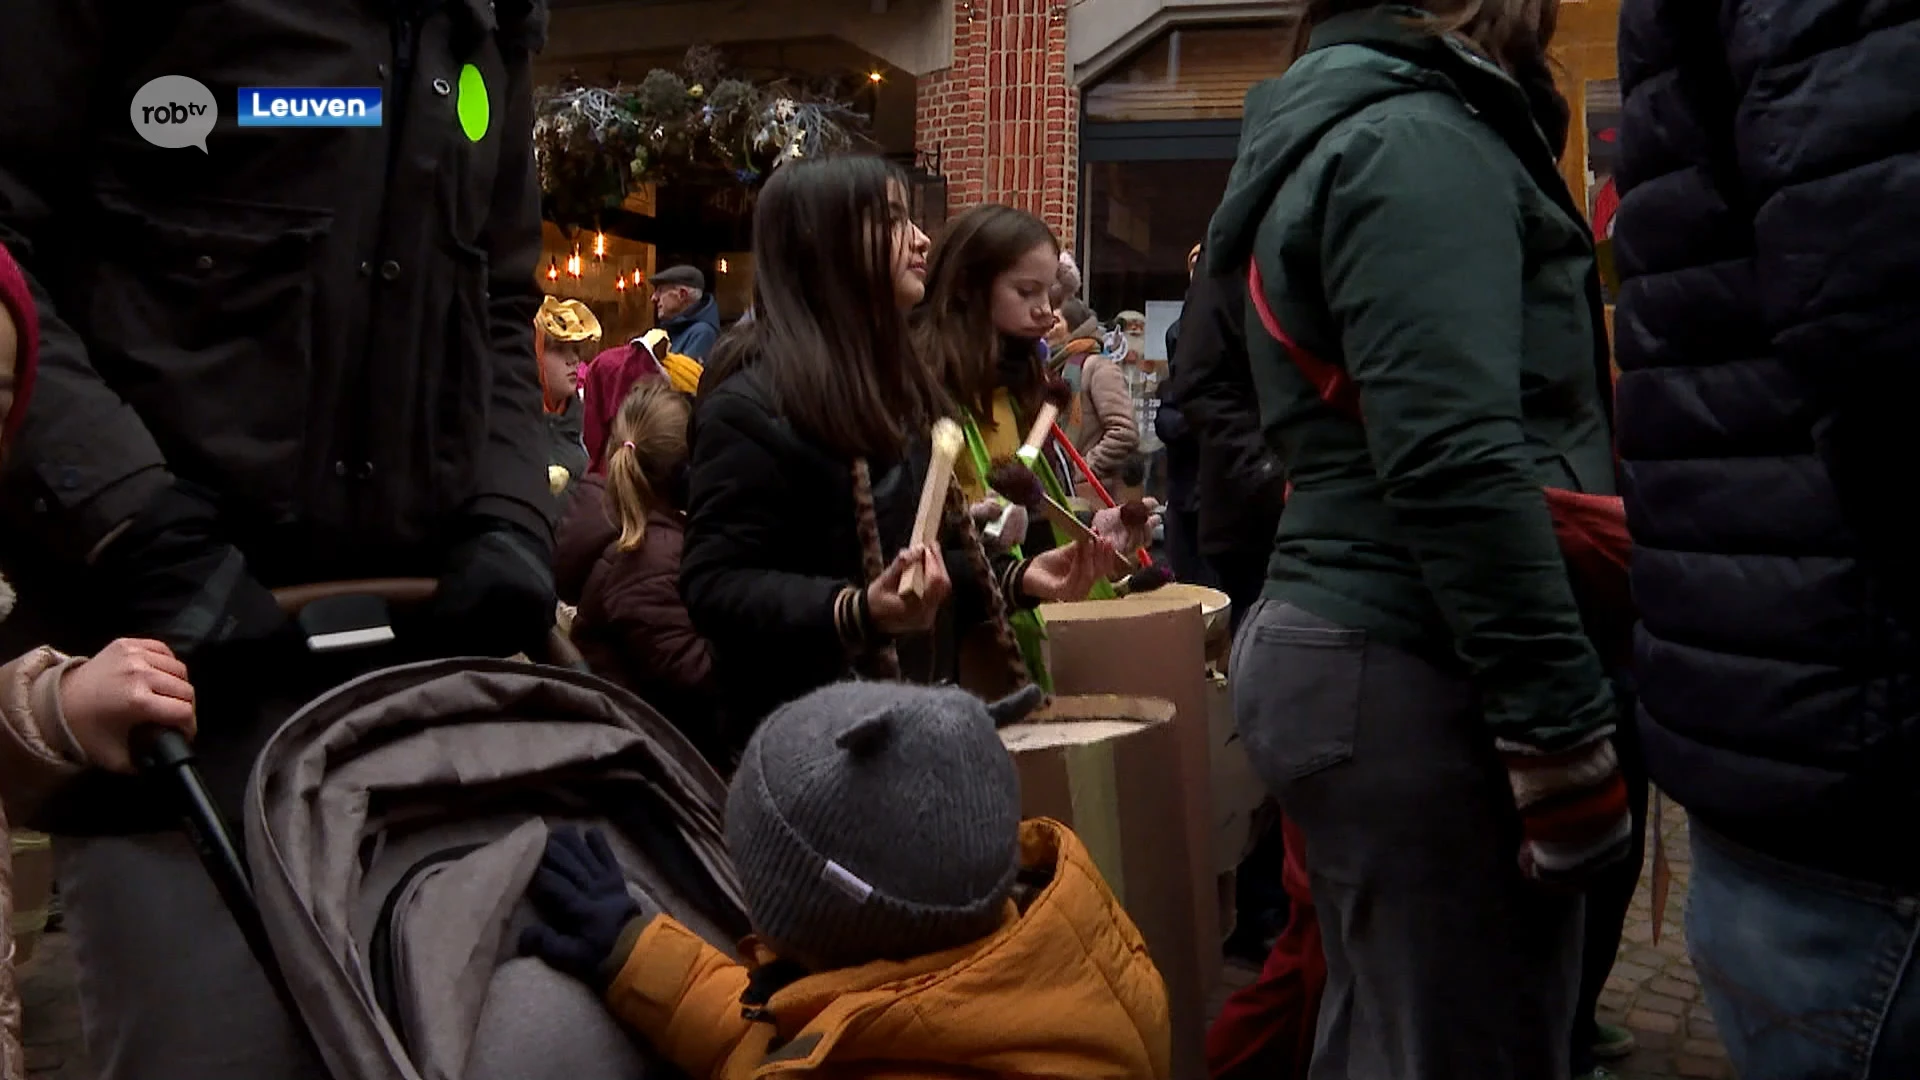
[915,206,1153,538]
[914,206,1078,502]
[1208,1,1627,1075]
[556,380,719,761]
[913,206,1154,678]
[680,157,1109,758]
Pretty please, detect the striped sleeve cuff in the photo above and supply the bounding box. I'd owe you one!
[999,557,1040,611]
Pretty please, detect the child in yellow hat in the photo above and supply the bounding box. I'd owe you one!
[536,296,602,496]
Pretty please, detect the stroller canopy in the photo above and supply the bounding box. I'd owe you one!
[245,658,749,1080]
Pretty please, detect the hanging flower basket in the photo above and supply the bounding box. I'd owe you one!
[534,47,871,227]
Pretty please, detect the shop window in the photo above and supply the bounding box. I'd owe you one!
[1083,24,1298,123]
[1081,157,1233,336]
[1078,21,1294,323]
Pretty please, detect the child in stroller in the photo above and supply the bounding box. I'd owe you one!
[521,680,1173,1079]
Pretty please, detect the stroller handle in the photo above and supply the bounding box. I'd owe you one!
[268,577,587,670]
[271,577,439,614]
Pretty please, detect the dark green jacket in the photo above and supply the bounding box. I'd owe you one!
[1206,7,1615,750]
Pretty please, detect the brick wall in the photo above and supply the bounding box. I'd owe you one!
[916,0,1079,246]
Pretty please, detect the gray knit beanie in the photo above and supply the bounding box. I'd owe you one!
[726,681,1044,972]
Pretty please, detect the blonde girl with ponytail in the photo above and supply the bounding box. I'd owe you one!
[568,380,721,762]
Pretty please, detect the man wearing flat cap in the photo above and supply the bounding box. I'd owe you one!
[649,265,720,361]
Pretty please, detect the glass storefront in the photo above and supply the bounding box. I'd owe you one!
[1082,157,1233,337]
[1076,23,1295,342]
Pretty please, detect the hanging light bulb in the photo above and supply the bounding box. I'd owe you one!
[633,269,643,286]
[717,257,729,274]
[615,275,627,291]
[546,258,558,281]
[593,231,607,259]
[566,247,582,277]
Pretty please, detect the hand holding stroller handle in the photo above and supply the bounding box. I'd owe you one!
[129,722,195,772]
[268,579,587,670]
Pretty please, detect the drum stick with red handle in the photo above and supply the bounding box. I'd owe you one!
[1049,420,1156,568]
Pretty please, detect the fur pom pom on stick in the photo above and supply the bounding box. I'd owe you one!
[1112,563,1175,597]
[986,458,1046,509]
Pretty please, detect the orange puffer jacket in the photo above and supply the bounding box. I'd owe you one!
[604,818,1171,1079]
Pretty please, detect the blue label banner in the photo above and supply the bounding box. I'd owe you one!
[237,87,382,127]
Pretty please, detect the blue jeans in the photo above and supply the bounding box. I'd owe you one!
[1687,824,1920,1079]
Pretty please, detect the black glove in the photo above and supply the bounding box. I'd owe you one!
[430,517,556,657]
[97,479,287,656]
[520,826,650,989]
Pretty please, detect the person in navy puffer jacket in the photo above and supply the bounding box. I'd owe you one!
[1614,3,1920,1077]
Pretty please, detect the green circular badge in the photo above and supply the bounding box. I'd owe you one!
[456,63,490,143]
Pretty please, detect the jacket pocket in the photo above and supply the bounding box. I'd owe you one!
[1232,604,1365,787]
[423,239,494,521]
[84,190,332,516]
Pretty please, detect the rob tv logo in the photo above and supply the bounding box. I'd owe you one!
[129,75,383,152]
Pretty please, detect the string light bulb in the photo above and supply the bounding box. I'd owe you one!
[593,231,607,259]
[566,247,582,278]
[546,259,558,281]
[717,257,729,274]
[868,71,883,83]
[633,269,643,286]
[615,274,626,291]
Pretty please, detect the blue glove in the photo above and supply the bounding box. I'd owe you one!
[519,826,649,989]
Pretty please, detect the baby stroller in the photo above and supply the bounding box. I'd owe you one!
[139,580,751,1080]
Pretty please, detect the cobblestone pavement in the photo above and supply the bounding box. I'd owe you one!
[22,802,1728,1080]
[1588,801,1733,1080]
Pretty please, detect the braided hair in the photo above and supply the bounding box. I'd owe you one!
[847,458,1031,692]
[849,458,904,681]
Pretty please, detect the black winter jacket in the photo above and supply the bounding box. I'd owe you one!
[1615,0,1920,885]
[1164,255,1286,559]
[680,365,1004,752]
[0,0,553,646]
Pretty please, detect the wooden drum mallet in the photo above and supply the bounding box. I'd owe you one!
[901,418,965,599]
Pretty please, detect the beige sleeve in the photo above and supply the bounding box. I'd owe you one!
[0,648,86,825]
[1080,355,1140,488]
[0,647,83,1080]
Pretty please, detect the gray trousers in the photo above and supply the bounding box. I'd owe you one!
[55,832,329,1080]
[1232,599,1584,1080]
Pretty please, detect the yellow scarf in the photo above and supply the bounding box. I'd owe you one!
[956,388,1027,502]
